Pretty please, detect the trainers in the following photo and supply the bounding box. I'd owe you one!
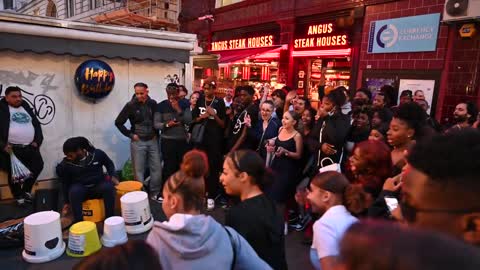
[288,211,300,223]
[151,194,163,203]
[23,192,33,204]
[16,198,25,206]
[289,214,312,232]
[207,198,215,211]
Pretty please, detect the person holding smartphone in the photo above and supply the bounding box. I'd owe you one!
[154,83,189,195]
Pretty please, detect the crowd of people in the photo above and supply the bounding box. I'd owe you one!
[1,82,480,269]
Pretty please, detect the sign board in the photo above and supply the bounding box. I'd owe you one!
[368,13,440,53]
[294,22,349,50]
[399,79,435,114]
[211,35,275,51]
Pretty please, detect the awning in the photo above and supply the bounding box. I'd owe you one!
[0,33,190,63]
[193,55,219,69]
[213,46,281,64]
[292,48,351,57]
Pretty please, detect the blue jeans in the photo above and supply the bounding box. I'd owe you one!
[310,248,322,270]
[130,138,162,194]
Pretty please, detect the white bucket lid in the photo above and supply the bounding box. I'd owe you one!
[24,211,60,226]
[120,191,148,204]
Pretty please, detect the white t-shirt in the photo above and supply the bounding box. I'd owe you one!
[310,205,358,269]
[8,105,35,145]
[224,97,232,107]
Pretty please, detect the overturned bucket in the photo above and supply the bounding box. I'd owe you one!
[22,211,66,263]
[120,191,153,234]
[101,216,128,247]
[66,221,102,257]
[115,181,143,212]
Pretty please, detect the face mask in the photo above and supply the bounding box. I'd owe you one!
[327,107,336,116]
[75,150,88,164]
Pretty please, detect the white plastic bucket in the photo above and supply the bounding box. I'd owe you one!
[101,216,128,247]
[22,211,66,263]
[120,191,153,234]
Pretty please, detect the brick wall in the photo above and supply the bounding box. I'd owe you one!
[441,26,480,122]
[360,0,480,122]
[359,0,447,70]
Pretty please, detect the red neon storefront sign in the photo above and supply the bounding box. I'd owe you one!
[211,35,274,51]
[294,23,349,49]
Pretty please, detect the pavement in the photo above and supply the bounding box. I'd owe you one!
[0,199,313,269]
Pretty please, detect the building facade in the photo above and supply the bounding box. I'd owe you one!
[180,0,480,123]
[14,0,180,31]
[0,13,196,198]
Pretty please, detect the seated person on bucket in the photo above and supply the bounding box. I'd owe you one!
[56,137,118,223]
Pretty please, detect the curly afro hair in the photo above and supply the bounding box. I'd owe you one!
[393,102,427,139]
[407,129,480,192]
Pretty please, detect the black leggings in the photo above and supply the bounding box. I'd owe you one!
[161,138,188,187]
[197,140,224,199]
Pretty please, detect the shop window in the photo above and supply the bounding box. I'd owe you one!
[46,0,57,17]
[3,0,14,10]
[65,0,75,17]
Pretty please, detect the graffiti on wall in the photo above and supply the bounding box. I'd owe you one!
[0,70,57,125]
[164,74,180,84]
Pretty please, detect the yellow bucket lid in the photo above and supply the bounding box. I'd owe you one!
[70,221,96,234]
[116,181,143,192]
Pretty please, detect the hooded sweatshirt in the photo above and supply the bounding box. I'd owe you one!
[146,214,272,270]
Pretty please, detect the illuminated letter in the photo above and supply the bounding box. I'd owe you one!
[328,23,333,33]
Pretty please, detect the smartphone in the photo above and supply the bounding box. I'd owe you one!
[384,196,399,213]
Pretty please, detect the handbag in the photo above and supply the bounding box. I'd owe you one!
[317,120,343,173]
[191,122,206,144]
[319,157,341,173]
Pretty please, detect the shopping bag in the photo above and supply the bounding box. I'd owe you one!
[10,153,32,185]
[121,158,134,181]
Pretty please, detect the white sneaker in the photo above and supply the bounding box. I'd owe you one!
[16,198,25,206]
[151,194,163,203]
[207,198,215,211]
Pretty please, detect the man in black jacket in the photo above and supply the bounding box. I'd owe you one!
[115,82,162,201]
[56,137,117,223]
[154,83,189,188]
[0,86,44,205]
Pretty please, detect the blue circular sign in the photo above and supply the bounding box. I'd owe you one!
[74,60,115,99]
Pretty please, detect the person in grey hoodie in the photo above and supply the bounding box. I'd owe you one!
[146,150,272,270]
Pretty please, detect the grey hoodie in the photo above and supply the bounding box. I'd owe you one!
[146,214,272,270]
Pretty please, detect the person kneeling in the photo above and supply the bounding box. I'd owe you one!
[56,137,117,223]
